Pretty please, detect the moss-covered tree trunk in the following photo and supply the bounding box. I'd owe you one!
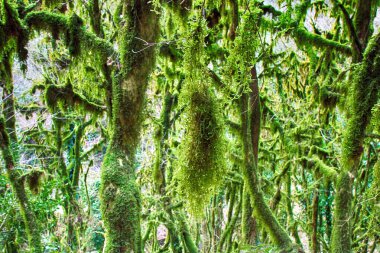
[241,67,259,245]
[330,33,380,253]
[0,54,42,253]
[240,68,299,252]
[99,0,159,252]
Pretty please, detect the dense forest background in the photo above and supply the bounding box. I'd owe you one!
[0,0,380,252]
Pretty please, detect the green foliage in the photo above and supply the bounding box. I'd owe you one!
[2,0,380,252]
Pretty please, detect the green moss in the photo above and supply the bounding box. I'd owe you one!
[25,169,45,195]
[25,10,68,34]
[159,42,182,62]
[165,0,192,20]
[0,53,17,142]
[373,159,380,186]
[331,171,352,253]
[26,11,114,57]
[0,0,28,66]
[100,148,142,253]
[331,32,380,253]
[99,1,159,252]
[312,156,338,180]
[176,88,226,215]
[44,80,105,113]
[293,27,352,55]
[174,20,226,216]
[0,118,42,253]
[319,85,340,109]
[341,33,380,167]
[370,102,380,133]
[67,13,83,56]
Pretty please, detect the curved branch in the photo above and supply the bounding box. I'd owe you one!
[25,11,116,58]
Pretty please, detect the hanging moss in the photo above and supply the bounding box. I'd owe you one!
[319,85,340,109]
[175,20,226,216]
[44,80,105,113]
[66,13,83,56]
[25,170,45,195]
[176,88,226,215]
[165,0,192,19]
[26,11,114,57]
[0,0,28,67]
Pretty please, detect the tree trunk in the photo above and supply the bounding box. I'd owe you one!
[0,55,42,253]
[240,68,298,252]
[99,1,159,252]
[330,32,380,253]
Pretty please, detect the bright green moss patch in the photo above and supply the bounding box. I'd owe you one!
[25,10,68,34]
[341,33,380,167]
[176,87,226,215]
[100,147,142,252]
[175,20,226,216]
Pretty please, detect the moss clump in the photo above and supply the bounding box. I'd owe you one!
[66,13,83,56]
[174,19,226,216]
[25,10,68,35]
[26,11,114,57]
[176,87,226,215]
[0,0,29,66]
[25,170,45,195]
[44,80,104,113]
[319,85,340,109]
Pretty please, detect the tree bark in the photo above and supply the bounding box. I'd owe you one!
[240,68,298,252]
[330,32,380,253]
[0,55,42,253]
[99,1,159,252]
